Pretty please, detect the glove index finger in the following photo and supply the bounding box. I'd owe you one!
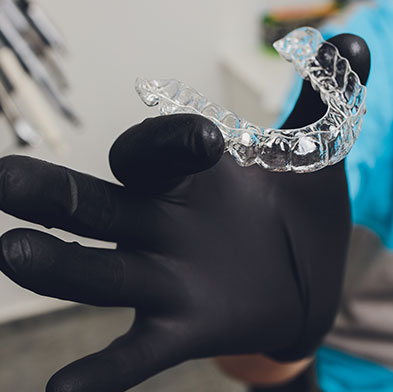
[109,114,224,193]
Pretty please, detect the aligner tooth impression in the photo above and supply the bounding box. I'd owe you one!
[135,27,367,173]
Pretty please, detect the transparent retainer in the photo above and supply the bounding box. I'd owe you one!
[135,27,367,173]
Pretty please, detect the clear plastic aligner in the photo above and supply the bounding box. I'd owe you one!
[135,27,367,173]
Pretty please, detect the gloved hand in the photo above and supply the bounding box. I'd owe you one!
[0,34,370,392]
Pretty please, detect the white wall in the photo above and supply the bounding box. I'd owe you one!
[0,0,320,322]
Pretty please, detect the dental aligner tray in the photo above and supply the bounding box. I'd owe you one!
[135,27,366,173]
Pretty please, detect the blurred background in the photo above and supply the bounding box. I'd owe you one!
[0,0,371,391]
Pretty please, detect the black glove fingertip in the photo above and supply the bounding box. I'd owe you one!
[0,229,31,277]
[186,114,225,168]
[328,33,370,85]
[109,114,224,191]
[282,33,371,131]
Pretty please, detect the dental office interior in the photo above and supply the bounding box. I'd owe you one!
[0,0,391,391]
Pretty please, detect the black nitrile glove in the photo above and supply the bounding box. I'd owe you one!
[0,34,370,392]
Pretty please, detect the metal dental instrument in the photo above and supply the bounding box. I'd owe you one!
[0,10,78,124]
[0,40,66,153]
[0,76,39,147]
[15,0,66,51]
[1,0,68,90]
